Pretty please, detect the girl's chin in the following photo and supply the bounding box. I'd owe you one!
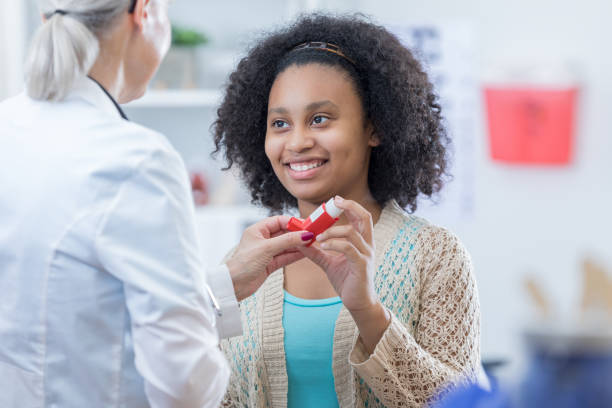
[283,180,339,205]
[292,193,337,206]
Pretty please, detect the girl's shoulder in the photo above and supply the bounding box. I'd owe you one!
[374,200,430,247]
[375,201,470,264]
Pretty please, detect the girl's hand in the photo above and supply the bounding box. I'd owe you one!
[300,196,378,312]
[300,197,390,353]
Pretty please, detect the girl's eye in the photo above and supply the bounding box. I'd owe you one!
[271,120,289,129]
[311,115,329,125]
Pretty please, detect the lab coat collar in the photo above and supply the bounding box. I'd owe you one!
[68,76,129,120]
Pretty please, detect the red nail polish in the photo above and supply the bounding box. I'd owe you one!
[301,232,315,241]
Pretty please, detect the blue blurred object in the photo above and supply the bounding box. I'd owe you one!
[433,326,612,408]
[433,382,512,408]
[519,329,612,408]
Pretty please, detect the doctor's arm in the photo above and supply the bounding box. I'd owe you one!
[208,214,311,338]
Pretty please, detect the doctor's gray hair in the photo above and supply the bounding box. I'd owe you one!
[25,1,133,101]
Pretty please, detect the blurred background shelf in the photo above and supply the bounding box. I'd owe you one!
[125,89,224,108]
[194,205,269,266]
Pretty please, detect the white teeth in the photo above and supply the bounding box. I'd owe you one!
[289,161,324,172]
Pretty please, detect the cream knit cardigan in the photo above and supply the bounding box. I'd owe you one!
[220,201,481,407]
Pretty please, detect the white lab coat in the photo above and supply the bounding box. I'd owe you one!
[0,77,241,407]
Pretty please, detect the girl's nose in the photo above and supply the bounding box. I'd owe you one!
[286,126,315,152]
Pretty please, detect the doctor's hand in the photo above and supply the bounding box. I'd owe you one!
[299,197,391,354]
[226,215,313,302]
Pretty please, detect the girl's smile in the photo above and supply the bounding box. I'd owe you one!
[285,158,328,180]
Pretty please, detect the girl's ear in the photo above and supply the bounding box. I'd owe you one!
[366,122,380,147]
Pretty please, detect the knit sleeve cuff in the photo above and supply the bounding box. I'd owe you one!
[349,312,413,379]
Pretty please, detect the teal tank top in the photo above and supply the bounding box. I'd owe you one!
[283,290,343,408]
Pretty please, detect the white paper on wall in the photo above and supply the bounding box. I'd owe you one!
[388,22,478,225]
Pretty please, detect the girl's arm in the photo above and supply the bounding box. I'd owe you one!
[349,227,481,407]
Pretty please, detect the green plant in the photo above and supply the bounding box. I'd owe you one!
[171,26,209,47]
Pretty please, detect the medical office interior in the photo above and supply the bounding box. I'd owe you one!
[2,0,612,405]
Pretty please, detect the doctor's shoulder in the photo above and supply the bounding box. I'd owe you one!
[88,118,185,173]
[0,93,31,123]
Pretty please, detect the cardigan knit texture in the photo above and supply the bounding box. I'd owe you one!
[220,201,481,407]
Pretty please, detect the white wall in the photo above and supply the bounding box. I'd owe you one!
[0,0,27,99]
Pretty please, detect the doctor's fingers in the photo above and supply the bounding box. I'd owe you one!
[250,215,293,238]
[266,250,305,275]
[261,230,314,258]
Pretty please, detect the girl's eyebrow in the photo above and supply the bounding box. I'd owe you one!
[268,100,338,116]
[268,107,289,115]
[305,100,338,111]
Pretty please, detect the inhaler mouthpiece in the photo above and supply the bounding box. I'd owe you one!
[325,198,342,218]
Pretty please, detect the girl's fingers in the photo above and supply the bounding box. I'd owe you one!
[333,196,374,244]
[319,238,363,264]
[316,224,370,255]
[298,245,335,271]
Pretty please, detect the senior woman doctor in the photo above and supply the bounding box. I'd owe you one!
[0,0,314,407]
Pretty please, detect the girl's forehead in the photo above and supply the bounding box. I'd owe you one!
[269,64,360,103]
[273,63,349,83]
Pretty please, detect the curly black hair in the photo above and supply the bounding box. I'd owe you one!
[213,13,449,213]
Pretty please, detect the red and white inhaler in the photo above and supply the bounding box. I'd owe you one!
[287,197,344,246]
